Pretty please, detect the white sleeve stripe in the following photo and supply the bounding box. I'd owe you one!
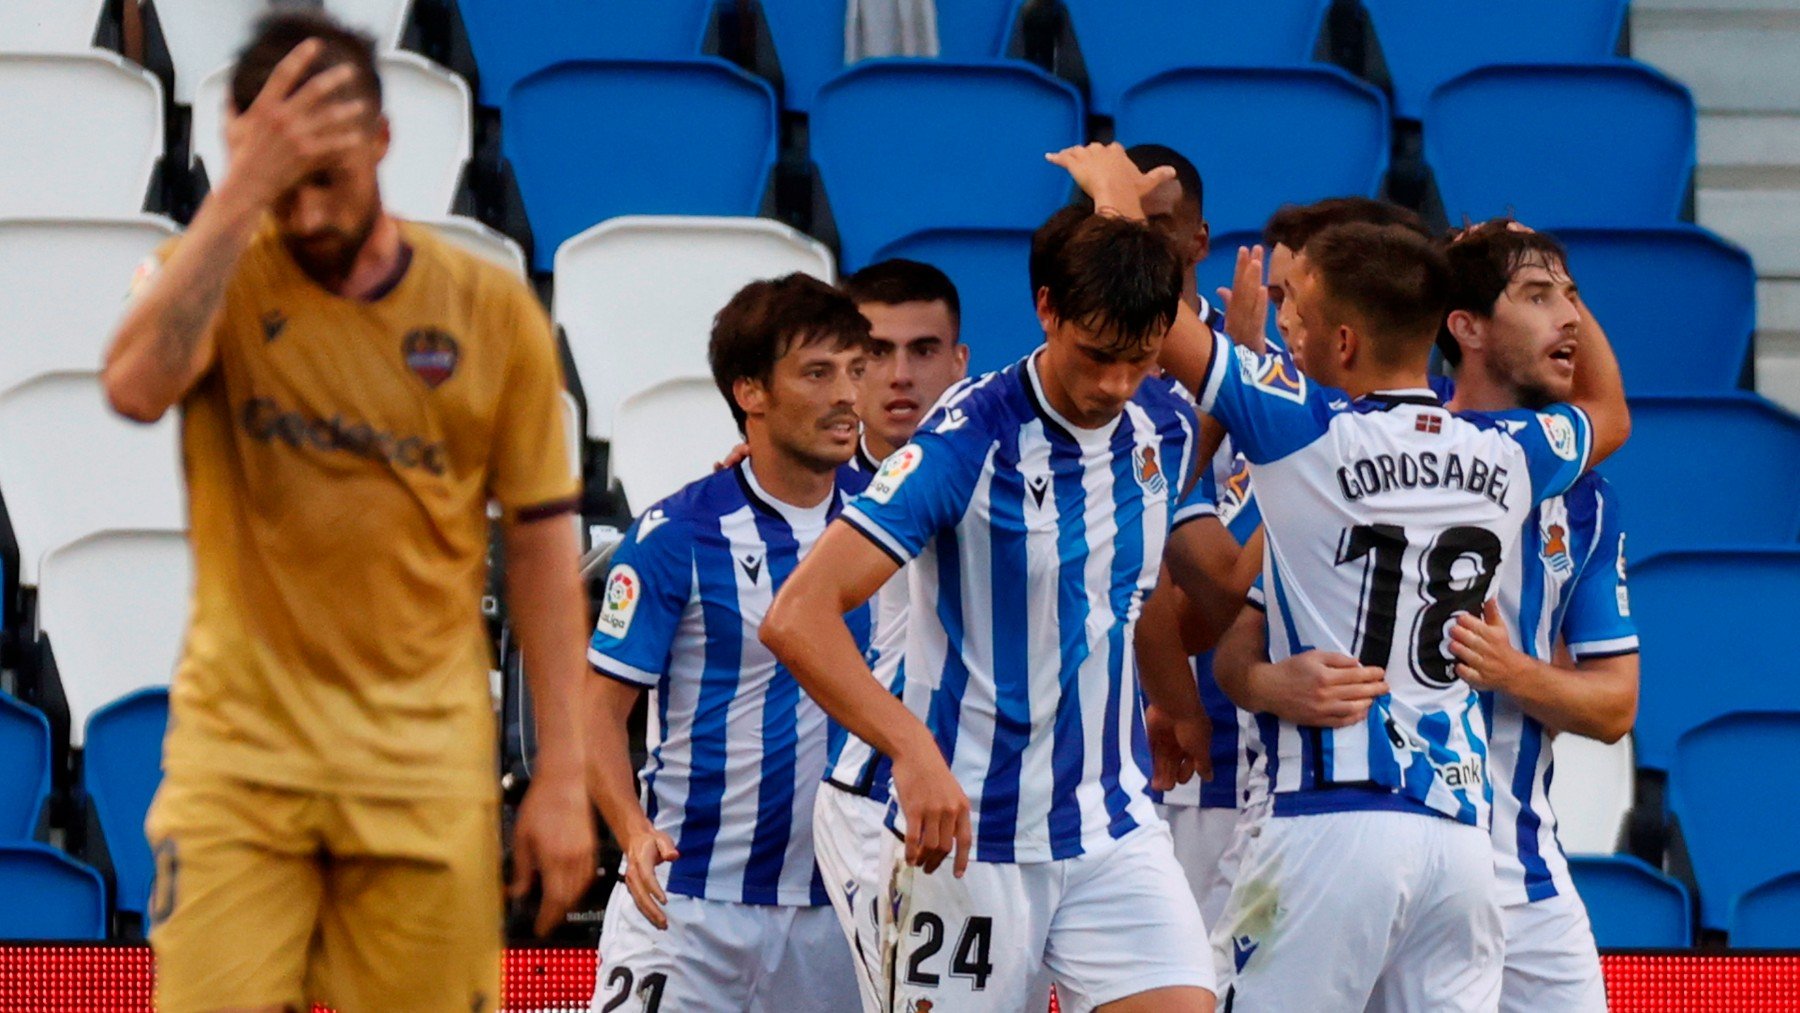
[588,648,658,687]
[1570,402,1596,473]
[839,505,914,565]
[1172,502,1219,530]
[1197,332,1230,414]
[1569,635,1639,658]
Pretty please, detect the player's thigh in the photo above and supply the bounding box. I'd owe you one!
[1498,894,1607,1013]
[145,777,324,1013]
[312,794,502,1013]
[883,837,1053,1012]
[811,787,890,1011]
[1367,820,1502,1013]
[757,904,861,1012]
[593,886,761,1013]
[1045,825,1214,1011]
[1198,804,1261,935]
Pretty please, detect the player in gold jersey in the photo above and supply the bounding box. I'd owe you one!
[101,12,594,1012]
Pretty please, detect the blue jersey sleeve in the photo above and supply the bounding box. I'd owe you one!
[1194,330,1337,465]
[1479,404,1595,505]
[839,419,987,566]
[588,508,694,688]
[1562,482,1639,660]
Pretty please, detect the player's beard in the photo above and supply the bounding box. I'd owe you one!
[1489,335,1566,411]
[284,206,380,291]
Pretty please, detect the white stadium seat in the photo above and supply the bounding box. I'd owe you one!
[422,216,528,278]
[153,0,265,104]
[1547,731,1636,855]
[0,0,107,53]
[0,373,184,586]
[0,53,162,217]
[324,0,411,47]
[609,377,740,514]
[194,53,470,217]
[36,530,192,747]
[0,216,181,399]
[552,216,835,442]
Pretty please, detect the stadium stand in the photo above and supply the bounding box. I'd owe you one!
[0,693,51,841]
[1670,711,1800,932]
[147,0,267,104]
[0,0,108,52]
[551,215,834,442]
[0,842,107,940]
[873,227,1038,374]
[422,215,529,278]
[458,0,715,106]
[934,0,1024,60]
[0,52,163,217]
[1360,0,1630,120]
[1114,67,1389,235]
[1425,62,1697,227]
[1732,871,1800,947]
[810,59,1082,269]
[504,58,779,269]
[82,687,170,922]
[0,216,180,399]
[1545,733,1635,856]
[1568,854,1694,948]
[608,377,743,513]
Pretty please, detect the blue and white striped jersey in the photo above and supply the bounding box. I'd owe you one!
[588,460,872,906]
[1195,332,1594,828]
[1486,470,1637,904]
[841,352,1201,862]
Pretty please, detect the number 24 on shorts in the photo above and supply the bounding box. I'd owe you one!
[903,913,996,991]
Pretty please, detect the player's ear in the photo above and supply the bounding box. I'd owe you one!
[1034,286,1057,338]
[952,339,970,376]
[1445,309,1483,354]
[733,375,768,419]
[371,112,392,163]
[1337,325,1359,371]
[1192,220,1211,265]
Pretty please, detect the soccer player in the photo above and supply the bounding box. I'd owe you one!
[584,274,870,1012]
[102,14,594,1011]
[1440,221,1639,1013]
[764,199,1228,1010]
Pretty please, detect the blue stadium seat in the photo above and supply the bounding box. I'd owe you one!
[1556,226,1757,393]
[937,0,1024,61]
[1567,854,1693,947]
[1197,227,1268,302]
[0,843,106,939]
[459,0,715,105]
[1671,712,1800,931]
[83,688,168,920]
[812,60,1082,270]
[1601,395,1800,562]
[1116,67,1389,234]
[1425,62,1696,227]
[1362,0,1629,119]
[1632,551,1800,774]
[757,0,1020,113]
[1058,0,1331,116]
[1733,871,1800,947]
[873,227,1040,375]
[0,693,50,841]
[505,58,778,269]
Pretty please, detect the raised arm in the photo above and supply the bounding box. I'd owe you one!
[1566,294,1630,466]
[102,41,367,421]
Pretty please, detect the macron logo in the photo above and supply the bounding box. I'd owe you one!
[935,408,969,433]
[1232,935,1259,973]
[636,509,669,542]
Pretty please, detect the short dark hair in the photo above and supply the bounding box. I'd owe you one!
[842,259,962,332]
[1264,197,1428,253]
[1033,213,1184,353]
[1304,223,1450,368]
[709,273,871,433]
[1066,143,1204,218]
[230,8,381,117]
[1436,219,1573,367]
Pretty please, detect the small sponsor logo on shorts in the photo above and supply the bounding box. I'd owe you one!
[1232,934,1260,973]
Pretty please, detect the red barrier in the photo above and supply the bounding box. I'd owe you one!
[0,946,1796,1011]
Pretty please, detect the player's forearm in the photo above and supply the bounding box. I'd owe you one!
[1569,299,1630,465]
[1503,653,1639,744]
[504,517,591,782]
[102,184,265,422]
[1212,606,1270,714]
[584,679,656,844]
[1160,300,1220,396]
[1165,522,1244,653]
[1136,582,1204,721]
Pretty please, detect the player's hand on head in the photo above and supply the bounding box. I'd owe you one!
[1259,650,1388,728]
[509,771,599,937]
[1044,142,1173,219]
[620,828,681,931]
[223,38,371,206]
[892,750,972,878]
[1449,598,1529,692]
[1218,244,1270,353]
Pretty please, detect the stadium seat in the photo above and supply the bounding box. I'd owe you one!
[150,0,265,104]
[323,0,412,46]
[1601,395,1800,562]
[193,52,471,217]
[0,693,52,841]
[1058,0,1331,116]
[0,53,163,217]
[1545,733,1634,856]
[1671,712,1800,931]
[83,687,169,920]
[1425,62,1696,227]
[505,58,778,270]
[0,373,185,587]
[936,0,1023,60]
[755,0,1019,112]
[1568,854,1692,947]
[609,377,742,513]
[1556,226,1757,393]
[552,215,834,441]
[0,843,107,939]
[0,216,180,399]
[1732,872,1800,947]
[1361,0,1629,120]
[0,0,106,52]
[873,228,1041,375]
[422,216,528,278]
[811,60,1083,270]
[36,531,192,748]
[1631,550,1800,773]
[1115,67,1389,235]
[459,0,715,106]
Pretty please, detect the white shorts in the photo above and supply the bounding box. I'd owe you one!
[1212,808,1502,1012]
[593,884,858,1012]
[1500,890,1608,1013]
[1158,803,1247,929]
[883,823,1214,1011]
[813,785,890,1013]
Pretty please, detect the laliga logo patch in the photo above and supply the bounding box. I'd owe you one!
[1136,444,1167,496]
[1537,412,1579,462]
[866,443,923,504]
[402,328,460,389]
[597,564,641,638]
[1236,345,1306,403]
[1542,522,1574,577]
